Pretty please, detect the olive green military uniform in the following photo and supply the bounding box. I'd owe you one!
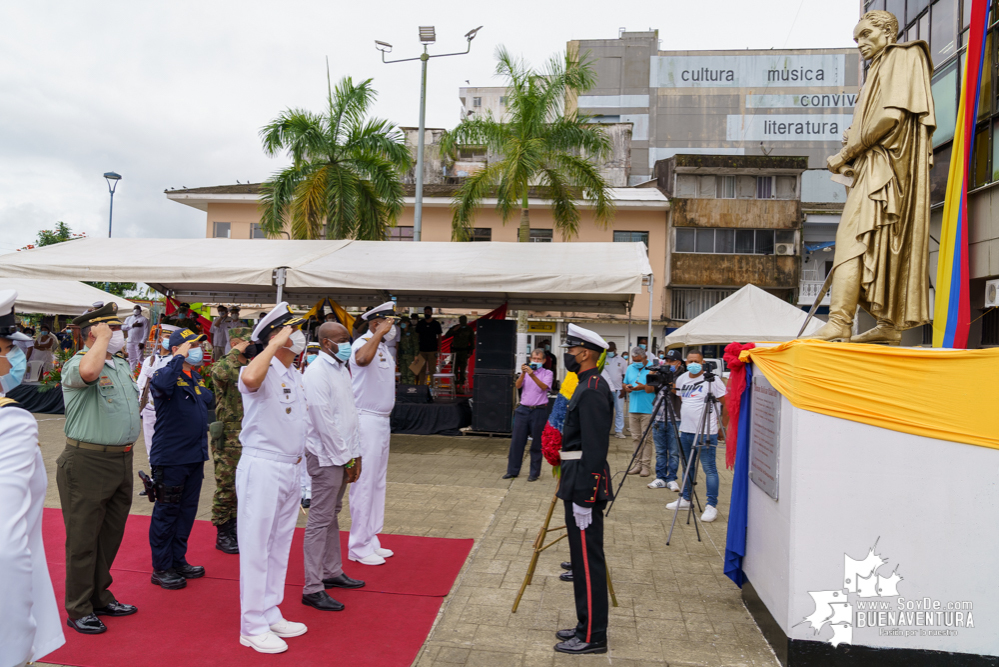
[57,304,141,620]
[398,326,420,384]
[209,335,248,526]
[451,323,475,386]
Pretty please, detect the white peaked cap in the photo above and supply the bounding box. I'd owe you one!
[562,323,608,351]
[250,301,305,342]
[0,289,31,341]
[159,324,180,333]
[362,300,396,321]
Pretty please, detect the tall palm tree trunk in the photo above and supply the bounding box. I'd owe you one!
[518,191,530,243]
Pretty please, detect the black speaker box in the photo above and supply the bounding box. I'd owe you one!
[395,384,432,404]
[475,319,516,372]
[471,372,515,433]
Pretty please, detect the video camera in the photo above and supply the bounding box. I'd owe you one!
[702,360,718,381]
[644,363,679,393]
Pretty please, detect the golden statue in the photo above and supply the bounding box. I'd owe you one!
[809,10,935,344]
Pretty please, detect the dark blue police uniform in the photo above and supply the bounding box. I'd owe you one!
[149,354,212,577]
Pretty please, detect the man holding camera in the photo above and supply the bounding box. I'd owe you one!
[648,350,684,492]
[667,351,726,523]
[503,348,553,481]
[554,324,613,655]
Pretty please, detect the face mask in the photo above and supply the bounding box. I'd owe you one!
[0,346,27,393]
[160,338,171,351]
[687,363,703,375]
[334,341,352,362]
[638,343,647,350]
[631,360,645,368]
[563,351,581,374]
[383,325,397,342]
[306,354,318,365]
[288,330,307,355]
[185,347,204,366]
[606,351,615,358]
[400,323,407,330]
[107,330,126,354]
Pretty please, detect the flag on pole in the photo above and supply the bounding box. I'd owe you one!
[934,0,991,348]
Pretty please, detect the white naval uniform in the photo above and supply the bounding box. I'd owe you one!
[136,352,171,462]
[0,400,65,667]
[123,314,150,372]
[347,331,395,560]
[236,357,307,638]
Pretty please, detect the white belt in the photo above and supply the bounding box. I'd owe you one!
[242,447,303,464]
[357,408,392,417]
[560,450,582,461]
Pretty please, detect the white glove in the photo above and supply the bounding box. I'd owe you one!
[572,503,592,530]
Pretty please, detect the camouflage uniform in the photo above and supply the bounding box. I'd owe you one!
[398,326,420,384]
[451,324,475,386]
[209,331,249,526]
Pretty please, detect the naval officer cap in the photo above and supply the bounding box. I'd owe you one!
[0,290,31,341]
[72,301,124,328]
[361,301,396,321]
[251,302,306,343]
[561,323,608,352]
[159,324,180,334]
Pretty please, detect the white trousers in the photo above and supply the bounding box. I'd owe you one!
[347,413,390,560]
[141,406,156,463]
[127,342,142,372]
[236,454,300,637]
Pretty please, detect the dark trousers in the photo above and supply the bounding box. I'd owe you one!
[55,445,133,619]
[506,405,546,476]
[564,499,608,644]
[454,350,471,385]
[149,462,204,571]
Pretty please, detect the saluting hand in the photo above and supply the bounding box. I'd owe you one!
[175,341,194,358]
[374,318,393,337]
[269,325,293,349]
[92,322,112,341]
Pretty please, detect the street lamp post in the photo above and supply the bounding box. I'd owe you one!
[104,171,121,238]
[376,26,482,242]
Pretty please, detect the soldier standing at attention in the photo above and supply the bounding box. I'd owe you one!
[57,302,141,634]
[553,324,613,655]
[450,315,475,389]
[209,326,253,554]
[397,316,419,384]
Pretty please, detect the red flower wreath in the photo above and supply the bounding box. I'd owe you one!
[541,422,563,474]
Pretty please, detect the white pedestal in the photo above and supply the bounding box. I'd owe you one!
[743,366,999,664]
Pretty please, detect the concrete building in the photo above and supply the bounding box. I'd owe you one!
[458,86,510,122]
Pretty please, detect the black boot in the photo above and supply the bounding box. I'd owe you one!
[216,519,239,554]
[151,569,187,590]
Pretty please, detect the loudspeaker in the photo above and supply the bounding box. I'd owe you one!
[475,319,516,372]
[471,372,515,433]
[396,384,432,404]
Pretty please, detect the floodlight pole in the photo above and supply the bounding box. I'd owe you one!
[378,28,481,242]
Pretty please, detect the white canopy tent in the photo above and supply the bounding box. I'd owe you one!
[2,278,136,316]
[0,238,653,314]
[662,284,823,348]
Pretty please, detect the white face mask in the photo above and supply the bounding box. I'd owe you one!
[107,330,126,354]
[288,330,307,355]
[383,325,397,342]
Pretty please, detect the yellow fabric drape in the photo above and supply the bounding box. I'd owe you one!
[740,339,999,450]
[303,298,355,332]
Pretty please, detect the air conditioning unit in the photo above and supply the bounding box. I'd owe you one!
[775,243,795,256]
[986,279,999,308]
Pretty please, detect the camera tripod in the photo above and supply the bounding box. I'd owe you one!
[665,369,721,546]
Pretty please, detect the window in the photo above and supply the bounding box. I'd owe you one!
[908,0,930,24]
[499,96,508,105]
[470,228,492,242]
[932,59,959,147]
[735,229,755,253]
[931,0,959,64]
[755,229,775,255]
[978,31,993,122]
[213,222,231,238]
[529,228,553,242]
[715,228,735,253]
[930,142,953,205]
[250,223,266,239]
[775,230,796,245]
[717,175,736,199]
[756,176,774,199]
[386,226,414,241]
[886,0,905,25]
[695,228,714,253]
[982,307,999,346]
[675,228,695,252]
[673,228,786,255]
[473,97,482,107]
[973,122,990,188]
[614,231,650,247]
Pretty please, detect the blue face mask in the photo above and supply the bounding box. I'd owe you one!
[529,362,541,370]
[606,351,615,358]
[161,338,170,351]
[631,360,645,368]
[638,343,647,350]
[334,342,352,362]
[687,362,702,375]
[1,345,27,393]
[306,354,318,365]
[185,347,204,366]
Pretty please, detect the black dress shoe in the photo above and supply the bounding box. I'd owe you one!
[151,569,187,590]
[559,571,573,582]
[302,591,344,611]
[554,636,607,654]
[560,562,572,571]
[555,628,576,641]
[67,613,107,634]
[502,473,518,479]
[94,600,138,617]
[176,563,205,579]
[216,523,239,554]
[527,475,539,482]
[323,573,365,589]
[302,498,311,509]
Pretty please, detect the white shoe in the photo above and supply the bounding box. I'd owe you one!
[349,553,387,566]
[240,632,288,654]
[666,481,680,492]
[269,619,307,638]
[701,505,718,523]
[666,497,691,510]
[376,548,394,558]
[647,478,667,489]
[614,432,627,439]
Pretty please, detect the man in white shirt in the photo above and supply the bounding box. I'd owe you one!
[348,301,397,566]
[666,351,727,523]
[301,322,366,612]
[235,303,310,655]
[123,306,150,372]
[136,325,179,467]
[600,342,628,439]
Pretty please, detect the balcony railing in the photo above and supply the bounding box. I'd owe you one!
[798,280,831,306]
[670,288,736,321]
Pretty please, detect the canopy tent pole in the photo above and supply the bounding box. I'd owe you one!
[646,273,654,353]
[274,267,287,304]
[627,304,632,352]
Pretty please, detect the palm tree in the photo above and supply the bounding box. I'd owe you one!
[258,74,412,240]
[440,47,614,242]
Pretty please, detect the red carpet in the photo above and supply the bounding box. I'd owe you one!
[41,508,473,667]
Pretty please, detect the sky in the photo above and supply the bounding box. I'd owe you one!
[0,0,860,254]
